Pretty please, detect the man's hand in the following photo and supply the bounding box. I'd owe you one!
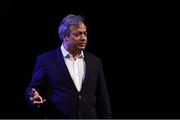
[30,88,46,105]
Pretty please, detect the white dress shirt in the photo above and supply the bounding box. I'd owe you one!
[61,45,85,92]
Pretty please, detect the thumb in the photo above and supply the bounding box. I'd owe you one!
[31,88,38,96]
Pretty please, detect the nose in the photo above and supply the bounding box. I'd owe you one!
[80,33,87,40]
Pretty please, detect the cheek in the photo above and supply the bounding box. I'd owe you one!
[73,38,80,42]
[68,39,78,45]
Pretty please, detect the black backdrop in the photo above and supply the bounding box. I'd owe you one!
[1,0,179,119]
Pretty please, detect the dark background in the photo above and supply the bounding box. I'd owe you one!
[1,0,179,119]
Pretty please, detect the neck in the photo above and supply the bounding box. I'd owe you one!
[63,43,81,58]
[70,50,81,59]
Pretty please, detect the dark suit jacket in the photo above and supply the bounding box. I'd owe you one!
[26,48,112,118]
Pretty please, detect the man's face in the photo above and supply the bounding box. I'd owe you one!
[65,22,87,51]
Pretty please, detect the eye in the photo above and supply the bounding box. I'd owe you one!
[72,31,87,37]
[84,32,87,36]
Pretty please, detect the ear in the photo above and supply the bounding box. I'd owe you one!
[63,35,69,41]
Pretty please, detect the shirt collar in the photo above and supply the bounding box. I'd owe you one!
[60,44,84,59]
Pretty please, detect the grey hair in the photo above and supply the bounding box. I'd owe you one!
[58,14,85,41]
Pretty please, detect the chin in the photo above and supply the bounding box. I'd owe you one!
[78,47,86,51]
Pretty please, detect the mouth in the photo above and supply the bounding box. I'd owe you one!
[79,43,86,46]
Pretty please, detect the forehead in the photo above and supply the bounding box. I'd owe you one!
[69,23,87,32]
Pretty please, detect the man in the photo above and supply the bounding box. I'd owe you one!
[25,14,112,118]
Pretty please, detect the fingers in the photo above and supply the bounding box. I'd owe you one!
[31,88,38,96]
[33,98,46,104]
[30,88,46,104]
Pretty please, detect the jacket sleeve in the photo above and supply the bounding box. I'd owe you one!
[25,55,48,107]
[96,60,112,118]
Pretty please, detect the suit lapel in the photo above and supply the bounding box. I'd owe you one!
[81,52,89,93]
[56,48,78,92]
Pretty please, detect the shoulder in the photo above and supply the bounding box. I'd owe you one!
[36,48,59,61]
[84,51,102,63]
[38,48,58,57]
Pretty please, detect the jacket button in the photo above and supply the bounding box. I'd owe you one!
[78,95,82,99]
